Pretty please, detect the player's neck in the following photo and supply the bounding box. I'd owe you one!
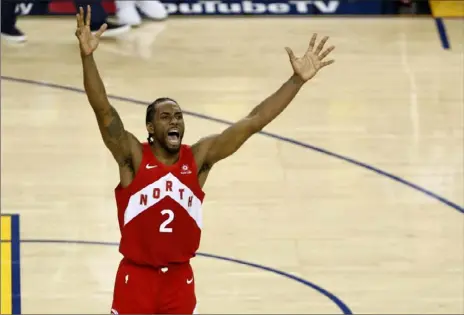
[150,142,180,166]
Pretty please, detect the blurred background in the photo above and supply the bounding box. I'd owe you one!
[1,0,463,314]
[2,0,464,42]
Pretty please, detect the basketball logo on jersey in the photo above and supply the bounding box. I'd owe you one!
[181,164,192,175]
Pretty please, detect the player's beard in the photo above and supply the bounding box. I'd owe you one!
[165,144,181,154]
[160,136,182,155]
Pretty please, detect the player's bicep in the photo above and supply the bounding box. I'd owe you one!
[202,117,260,166]
[96,105,132,166]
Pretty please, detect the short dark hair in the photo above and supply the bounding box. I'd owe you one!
[145,97,177,124]
[146,97,177,144]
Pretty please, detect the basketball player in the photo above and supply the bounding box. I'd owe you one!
[75,5,334,314]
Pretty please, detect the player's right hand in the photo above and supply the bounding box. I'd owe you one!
[75,5,107,56]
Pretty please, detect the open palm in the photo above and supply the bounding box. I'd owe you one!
[285,34,335,82]
[75,5,107,56]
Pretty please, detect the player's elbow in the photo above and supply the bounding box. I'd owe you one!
[246,115,265,134]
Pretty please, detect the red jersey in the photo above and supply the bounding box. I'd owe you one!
[114,143,205,268]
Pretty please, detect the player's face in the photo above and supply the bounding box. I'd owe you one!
[151,101,185,153]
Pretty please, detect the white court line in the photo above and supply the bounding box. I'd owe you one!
[399,32,420,143]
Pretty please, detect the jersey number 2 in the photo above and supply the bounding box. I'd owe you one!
[160,209,174,233]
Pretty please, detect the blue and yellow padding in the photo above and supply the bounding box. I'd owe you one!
[429,0,464,49]
[429,1,464,18]
[1,214,21,314]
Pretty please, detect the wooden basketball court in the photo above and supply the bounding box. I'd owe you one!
[1,15,463,314]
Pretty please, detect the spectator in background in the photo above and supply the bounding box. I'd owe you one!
[382,0,431,15]
[415,0,431,15]
[74,0,130,37]
[1,0,26,42]
[1,0,130,43]
[114,0,167,27]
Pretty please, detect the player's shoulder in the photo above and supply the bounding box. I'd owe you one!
[189,135,216,155]
[181,144,194,156]
[139,141,151,151]
[182,144,202,167]
[136,142,153,161]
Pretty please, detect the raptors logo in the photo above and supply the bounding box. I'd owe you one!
[181,164,192,175]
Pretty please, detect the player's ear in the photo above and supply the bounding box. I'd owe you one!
[146,122,155,134]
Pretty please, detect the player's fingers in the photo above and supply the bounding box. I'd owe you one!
[307,33,317,53]
[85,5,91,26]
[95,23,108,38]
[321,59,335,68]
[285,47,296,61]
[319,45,335,60]
[315,36,329,55]
[77,7,84,27]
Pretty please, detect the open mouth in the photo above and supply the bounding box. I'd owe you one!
[167,129,180,145]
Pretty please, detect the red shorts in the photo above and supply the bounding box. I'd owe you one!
[110,258,197,314]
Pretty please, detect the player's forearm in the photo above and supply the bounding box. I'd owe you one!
[81,53,129,159]
[81,54,111,113]
[248,74,304,130]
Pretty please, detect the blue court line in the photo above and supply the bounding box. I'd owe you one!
[434,18,450,49]
[10,215,21,315]
[1,214,22,314]
[2,75,463,214]
[3,238,353,314]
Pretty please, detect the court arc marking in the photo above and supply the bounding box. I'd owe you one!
[13,238,352,315]
[2,75,463,214]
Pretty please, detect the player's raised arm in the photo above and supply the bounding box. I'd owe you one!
[193,34,335,170]
[75,6,141,179]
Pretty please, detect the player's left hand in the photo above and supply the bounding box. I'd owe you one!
[285,33,335,82]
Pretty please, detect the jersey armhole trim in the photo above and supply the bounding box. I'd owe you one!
[115,143,148,193]
[184,145,206,200]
